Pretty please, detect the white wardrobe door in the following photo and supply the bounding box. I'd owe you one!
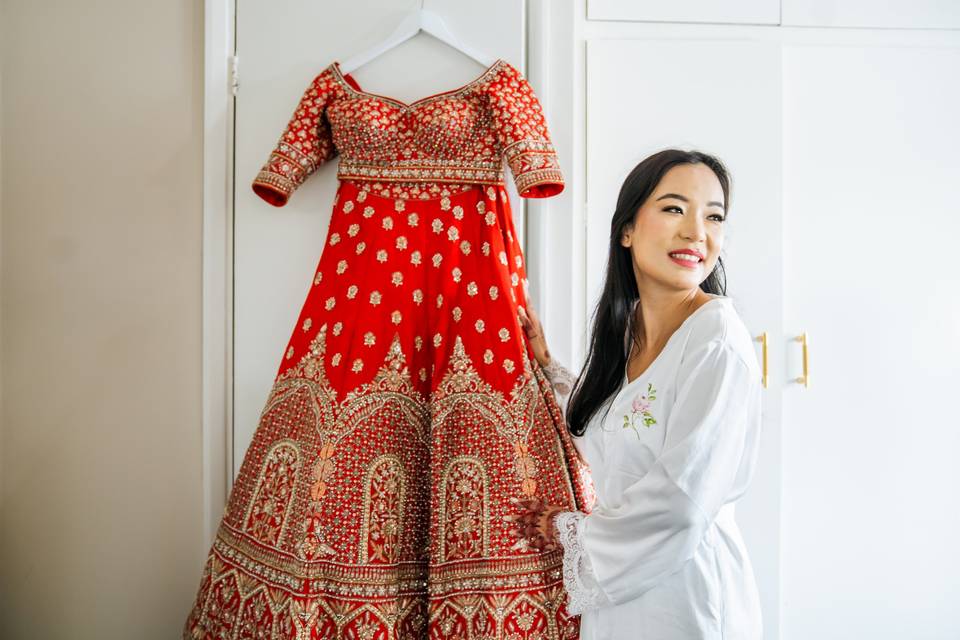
[233,1,523,480]
[587,0,779,25]
[783,44,960,639]
[586,38,784,639]
[782,0,960,29]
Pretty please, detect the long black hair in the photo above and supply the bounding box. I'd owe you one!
[565,149,731,437]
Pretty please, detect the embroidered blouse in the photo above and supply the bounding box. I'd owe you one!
[541,295,765,639]
[251,58,564,206]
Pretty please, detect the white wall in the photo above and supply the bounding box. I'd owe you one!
[0,1,204,637]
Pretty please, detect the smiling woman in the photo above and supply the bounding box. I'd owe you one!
[571,152,731,433]
[509,149,765,639]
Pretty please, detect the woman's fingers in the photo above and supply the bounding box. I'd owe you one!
[518,306,552,368]
[518,306,544,335]
[510,496,543,511]
[505,496,564,551]
[505,523,558,553]
[526,304,542,330]
[518,308,539,340]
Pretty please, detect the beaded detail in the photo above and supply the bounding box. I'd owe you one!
[252,59,564,206]
[184,177,588,639]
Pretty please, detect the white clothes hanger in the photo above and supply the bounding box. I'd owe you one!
[338,1,497,74]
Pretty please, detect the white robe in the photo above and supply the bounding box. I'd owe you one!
[544,295,764,639]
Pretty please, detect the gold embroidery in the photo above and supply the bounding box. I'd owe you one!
[251,60,565,207]
[438,456,490,561]
[184,327,586,639]
[359,454,406,564]
[191,157,590,638]
[513,441,540,497]
[243,440,301,546]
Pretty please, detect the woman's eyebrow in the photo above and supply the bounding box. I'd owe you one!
[655,193,726,210]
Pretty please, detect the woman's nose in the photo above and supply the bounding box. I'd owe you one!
[680,212,707,241]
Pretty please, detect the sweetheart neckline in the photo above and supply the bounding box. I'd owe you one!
[330,58,506,110]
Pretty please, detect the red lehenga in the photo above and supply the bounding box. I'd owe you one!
[183,58,593,640]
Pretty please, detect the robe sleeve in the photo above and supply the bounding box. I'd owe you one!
[489,63,564,199]
[554,339,762,612]
[541,358,577,415]
[252,68,338,207]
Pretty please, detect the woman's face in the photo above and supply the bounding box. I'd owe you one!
[620,163,726,294]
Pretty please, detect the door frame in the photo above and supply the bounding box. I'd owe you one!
[201,0,235,549]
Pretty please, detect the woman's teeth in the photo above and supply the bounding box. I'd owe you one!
[669,253,700,263]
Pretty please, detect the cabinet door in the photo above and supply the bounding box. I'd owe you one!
[233,1,523,478]
[586,38,784,639]
[587,0,779,25]
[782,0,960,29]
[782,43,960,639]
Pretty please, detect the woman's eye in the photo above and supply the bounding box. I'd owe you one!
[664,206,683,214]
[709,214,726,222]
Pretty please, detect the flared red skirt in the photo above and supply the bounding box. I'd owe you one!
[183,180,592,639]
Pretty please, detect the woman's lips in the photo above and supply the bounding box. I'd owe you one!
[668,254,702,269]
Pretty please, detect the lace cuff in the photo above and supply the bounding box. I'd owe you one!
[541,359,577,414]
[554,511,611,615]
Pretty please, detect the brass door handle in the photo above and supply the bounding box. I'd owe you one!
[794,332,809,387]
[755,332,768,388]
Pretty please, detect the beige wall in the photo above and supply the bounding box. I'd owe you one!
[1,2,205,637]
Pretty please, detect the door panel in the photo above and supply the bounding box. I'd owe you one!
[587,0,779,25]
[782,43,960,639]
[782,0,960,29]
[233,1,523,478]
[586,37,784,639]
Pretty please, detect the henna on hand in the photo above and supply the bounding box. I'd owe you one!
[518,305,552,367]
[504,497,566,552]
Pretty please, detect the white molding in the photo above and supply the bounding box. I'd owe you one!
[201,0,235,548]
[524,0,546,313]
[525,0,588,372]
[581,18,960,44]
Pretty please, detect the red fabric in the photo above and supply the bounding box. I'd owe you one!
[184,61,588,640]
[250,58,564,206]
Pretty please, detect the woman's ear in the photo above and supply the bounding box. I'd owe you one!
[620,225,633,248]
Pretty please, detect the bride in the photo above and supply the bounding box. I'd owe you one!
[510,149,764,639]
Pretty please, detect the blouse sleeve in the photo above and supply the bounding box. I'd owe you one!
[541,358,577,416]
[489,63,564,199]
[554,339,763,612]
[252,68,338,207]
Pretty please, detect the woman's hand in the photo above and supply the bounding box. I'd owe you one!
[519,305,553,368]
[504,496,567,552]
